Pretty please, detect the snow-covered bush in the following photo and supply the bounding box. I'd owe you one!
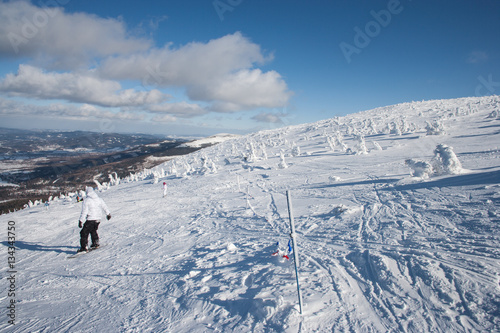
[326,136,336,151]
[346,125,355,136]
[401,118,412,133]
[405,159,433,179]
[354,135,368,155]
[200,156,210,174]
[170,163,178,177]
[108,172,120,186]
[366,119,377,135]
[291,143,301,157]
[130,172,139,182]
[93,179,103,191]
[328,131,348,152]
[244,142,258,162]
[486,110,499,119]
[260,143,268,160]
[372,141,383,151]
[425,120,445,135]
[278,151,288,169]
[329,175,341,182]
[390,122,402,136]
[432,144,463,175]
[405,144,463,178]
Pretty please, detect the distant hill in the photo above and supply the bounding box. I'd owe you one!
[0,129,207,214]
[0,128,172,157]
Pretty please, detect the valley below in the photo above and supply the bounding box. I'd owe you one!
[0,129,201,214]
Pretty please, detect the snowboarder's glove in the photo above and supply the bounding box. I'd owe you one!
[78,221,83,228]
[107,214,111,220]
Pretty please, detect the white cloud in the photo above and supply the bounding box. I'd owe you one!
[0,65,169,107]
[151,114,178,123]
[0,3,293,126]
[100,32,267,84]
[252,112,287,124]
[0,97,144,121]
[148,102,208,118]
[0,1,151,69]
[99,32,292,112]
[195,69,292,112]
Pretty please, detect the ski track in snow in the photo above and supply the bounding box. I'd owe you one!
[1,96,500,332]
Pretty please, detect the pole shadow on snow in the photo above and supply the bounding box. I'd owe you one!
[1,240,75,255]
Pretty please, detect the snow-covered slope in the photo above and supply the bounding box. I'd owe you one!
[1,96,499,332]
[180,133,241,148]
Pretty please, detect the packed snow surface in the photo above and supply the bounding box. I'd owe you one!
[1,96,500,332]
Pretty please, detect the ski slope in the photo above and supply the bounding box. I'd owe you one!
[1,96,499,332]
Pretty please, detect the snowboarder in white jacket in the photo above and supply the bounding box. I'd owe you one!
[77,187,111,252]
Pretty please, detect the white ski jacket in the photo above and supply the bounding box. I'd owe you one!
[79,188,111,223]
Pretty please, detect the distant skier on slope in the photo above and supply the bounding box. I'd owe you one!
[162,181,167,198]
[77,187,111,253]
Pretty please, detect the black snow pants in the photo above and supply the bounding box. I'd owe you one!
[80,220,100,249]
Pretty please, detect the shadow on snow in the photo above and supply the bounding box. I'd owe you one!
[1,240,75,255]
[388,169,500,191]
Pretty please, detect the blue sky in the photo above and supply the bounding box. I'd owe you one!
[0,0,499,136]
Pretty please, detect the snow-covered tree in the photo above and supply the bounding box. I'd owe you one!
[433,144,463,175]
[278,151,288,169]
[245,142,258,162]
[326,136,336,151]
[390,122,402,136]
[108,172,120,186]
[426,120,445,135]
[354,135,368,155]
[170,163,178,177]
[93,179,103,191]
[291,143,301,157]
[260,143,268,160]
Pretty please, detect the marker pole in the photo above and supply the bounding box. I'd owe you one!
[286,190,303,314]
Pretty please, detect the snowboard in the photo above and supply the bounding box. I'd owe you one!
[67,246,100,259]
